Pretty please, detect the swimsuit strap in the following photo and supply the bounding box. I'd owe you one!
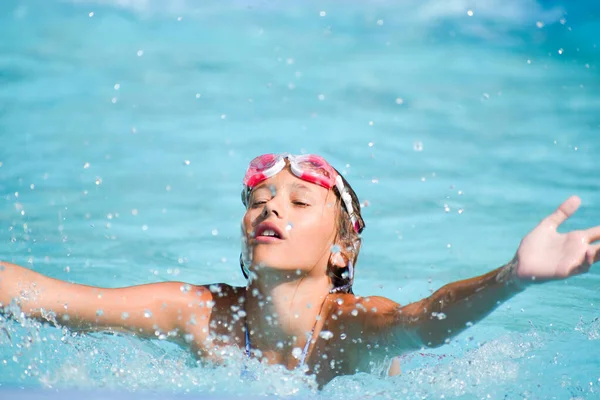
[245,324,251,357]
[299,323,316,367]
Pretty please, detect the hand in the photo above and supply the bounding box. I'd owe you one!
[515,196,600,283]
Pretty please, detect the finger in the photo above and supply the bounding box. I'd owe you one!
[588,243,600,266]
[586,226,600,243]
[574,263,591,276]
[546,195,581,227]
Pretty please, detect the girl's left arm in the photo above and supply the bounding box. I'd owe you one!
[361,196,600,352]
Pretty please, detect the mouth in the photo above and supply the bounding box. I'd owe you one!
[253,223,284,242]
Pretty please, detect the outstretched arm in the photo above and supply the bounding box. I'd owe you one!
[364,196,600,351]
[0,261,212,341]
[393,259,523,348]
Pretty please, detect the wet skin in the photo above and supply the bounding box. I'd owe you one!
[1,168,599,386]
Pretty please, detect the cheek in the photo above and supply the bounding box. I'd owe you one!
[242,210,257,233]
[291,209,336,244]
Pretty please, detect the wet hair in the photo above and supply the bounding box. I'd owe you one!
[239,167,365,294]
[328,170,364,294]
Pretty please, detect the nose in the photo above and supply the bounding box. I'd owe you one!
[260,197,282,219]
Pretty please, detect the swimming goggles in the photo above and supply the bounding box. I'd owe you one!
[241,153,364,234]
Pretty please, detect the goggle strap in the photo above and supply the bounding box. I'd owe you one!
[335,175,359,233]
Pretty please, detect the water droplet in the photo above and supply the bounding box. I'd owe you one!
[142,225,148,231]
[351,309,358,317]
[211,229,219,236]
[319,11,326,17]
[131,209,138,216]
[88,11,94,17]
[433,312,447,320]
[180,284,191,293]
[536,21,544,28]
[137,50,144,57]
[114,83,120,91]
[340,333,347,340]
[292,347,303,359]
[558,48,564,55]
[368,142,374,147]
[184,333,194,343]
[285,223,293,231]
[95,177,102,185]
[318,94,325,101]
[83,162,90,169]
[96,309,104,317]
[444,204,450,213]
[413,141,423,152]
[121,312,129,320]
[144,310,153,318]
[467,10,474,17]
[376,19,383,26]
[319,331,334,340]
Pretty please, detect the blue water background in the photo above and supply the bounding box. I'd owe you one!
[1,0,599,398]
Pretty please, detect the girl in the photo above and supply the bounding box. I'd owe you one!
[1,153,598,387]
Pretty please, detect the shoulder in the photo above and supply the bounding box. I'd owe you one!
[155,282,245,307]
[324,293,402,330]
[141,282,245,323]
[155,282,245,334]
[326,293,400,315]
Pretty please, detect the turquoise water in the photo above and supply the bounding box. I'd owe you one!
[1,0,599,398]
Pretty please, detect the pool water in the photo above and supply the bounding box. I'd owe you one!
[1,0,599,398]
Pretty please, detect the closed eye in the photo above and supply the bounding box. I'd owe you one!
[251,199,268,207]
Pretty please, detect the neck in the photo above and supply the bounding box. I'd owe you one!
[244,269,331,361]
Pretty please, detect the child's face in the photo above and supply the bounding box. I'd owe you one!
[242,167,339,279]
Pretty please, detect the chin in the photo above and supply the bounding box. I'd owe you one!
[249,255,298,272]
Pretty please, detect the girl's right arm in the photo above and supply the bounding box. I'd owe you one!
[0,261,212,340]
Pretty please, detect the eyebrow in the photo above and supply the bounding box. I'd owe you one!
[253,182,314,191]
[250,182,316,200]
[290,182,312,191]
